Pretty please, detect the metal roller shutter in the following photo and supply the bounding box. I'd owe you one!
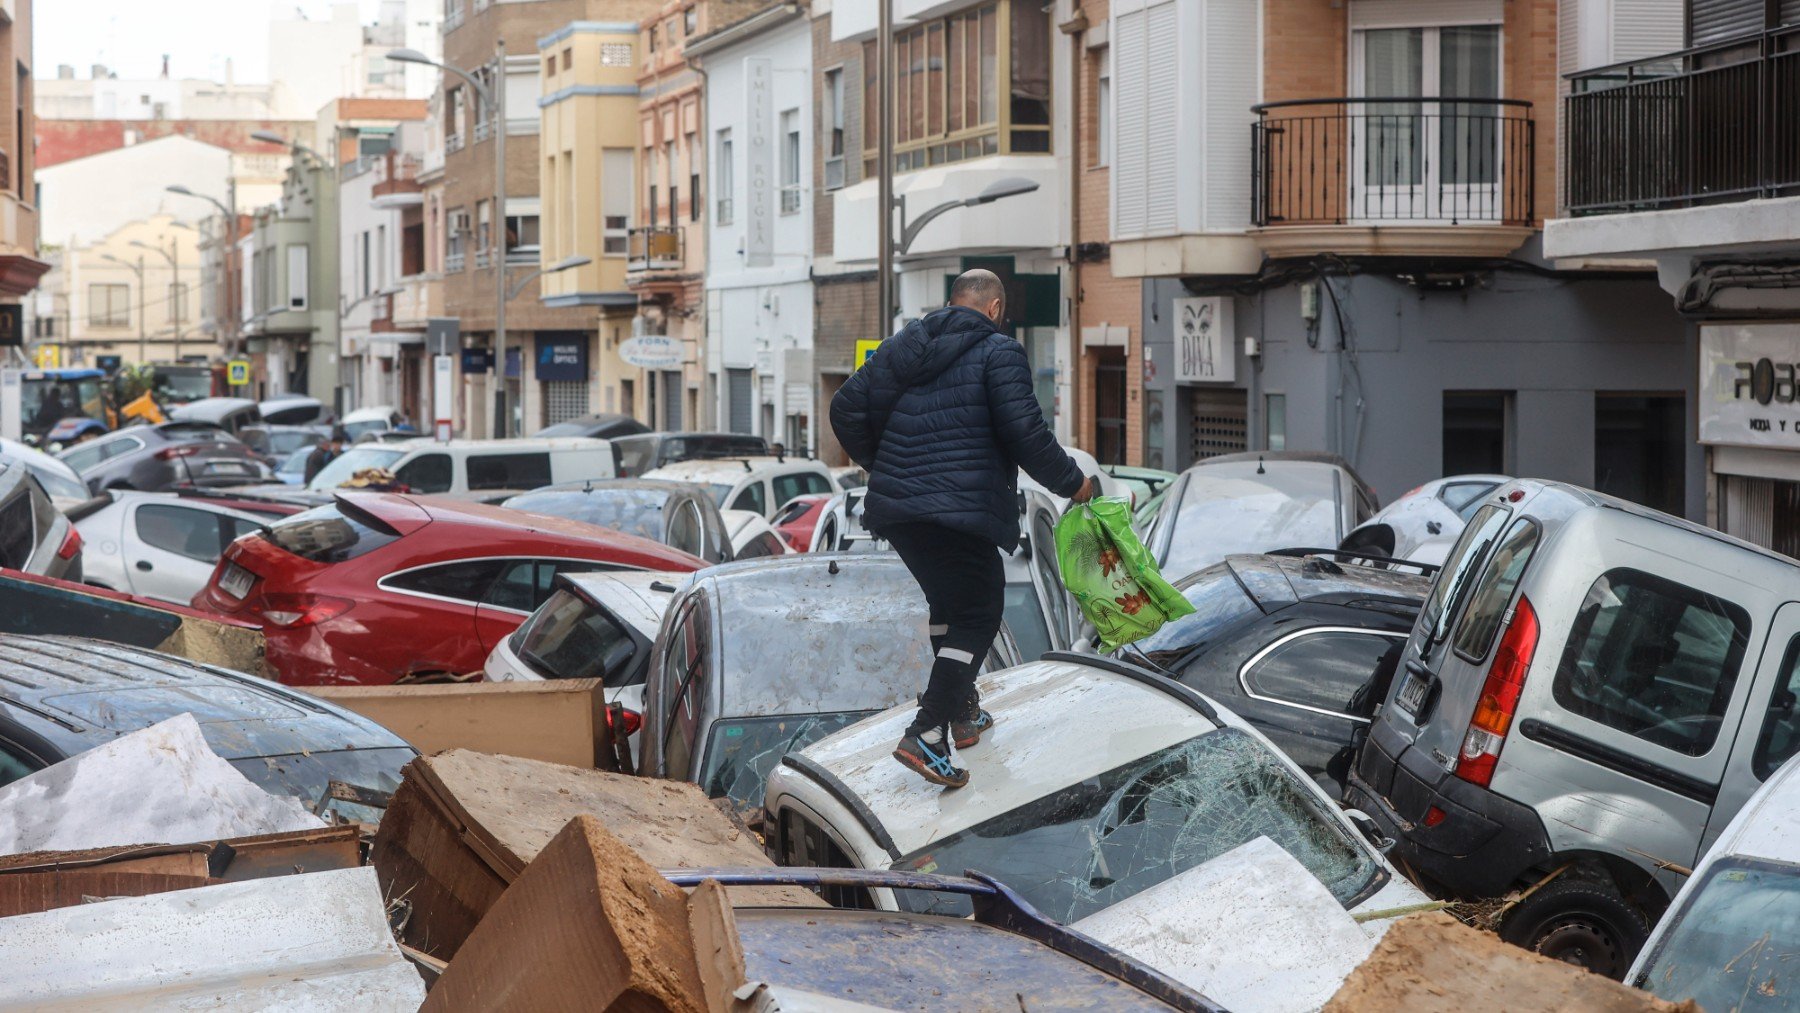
[1689,0,1765,45]
[1184,387,1248,464]
[727,369,753,434]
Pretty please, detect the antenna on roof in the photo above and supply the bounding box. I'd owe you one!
[828,559,840,575]
[1257,455,1266,475]
[743,460,753,472]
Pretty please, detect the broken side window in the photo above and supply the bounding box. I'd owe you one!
[890,728,1380,923]
[700,711,874,812]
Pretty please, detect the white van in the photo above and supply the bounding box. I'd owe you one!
[306,437,614,495]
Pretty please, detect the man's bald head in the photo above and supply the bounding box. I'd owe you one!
[949,269,1006,323]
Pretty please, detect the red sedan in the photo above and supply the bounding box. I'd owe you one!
[192,491,704,685]
[772,493,833,553]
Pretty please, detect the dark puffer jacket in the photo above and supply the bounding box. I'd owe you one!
[830,305,1085,549]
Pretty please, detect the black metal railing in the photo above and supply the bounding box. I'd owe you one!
[1566,26,1800,215]
[1252,97,1535,228]
[627,226,684,271]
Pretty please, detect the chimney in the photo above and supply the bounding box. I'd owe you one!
[90,63,107,80]
[56,65,74,79]
[161,54,171,79]
[224,58,235,86]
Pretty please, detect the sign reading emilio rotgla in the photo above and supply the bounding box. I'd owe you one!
[744,56,774,268]
[1171,297,1235,384]
[535,334,588,383]
[1700,324,1800,448]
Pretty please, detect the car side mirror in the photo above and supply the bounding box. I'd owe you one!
[1342,808,1395,854]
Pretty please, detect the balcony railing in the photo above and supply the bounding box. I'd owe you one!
[445,132,464,155]
[1565,27,1800,215]
[627,226,685,271]
[1252,97,1535,228]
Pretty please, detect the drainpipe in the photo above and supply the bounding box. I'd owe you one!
[1062,4,1086,456]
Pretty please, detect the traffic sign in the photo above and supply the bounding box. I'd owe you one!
[855,339,881,370]
[227,360,251,386]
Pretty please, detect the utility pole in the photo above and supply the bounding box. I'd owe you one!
[876,0,894,333]
[493,38,508,439]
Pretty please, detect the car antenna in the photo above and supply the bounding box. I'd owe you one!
[1257,455,1266,474]
[743,459,753,472]
[828,559,840,575]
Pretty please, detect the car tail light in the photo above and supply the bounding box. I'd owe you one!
[1454,595,1539,788]
[1423,805,1447,828]
[155,445,201,462]
[606,707,643,736]
[253,593,354,628]
[56,527,82,560]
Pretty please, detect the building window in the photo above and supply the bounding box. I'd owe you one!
[716,129,734,225]
[1095,46,1111,167]
[545,56,555,78]
[168,282,189,328]
[684,6,697,34]
[603,148,633,255]
[863,1,1052,171]
[505,214,540,263]
[476,200,492,254]
[1595,393,1686,517]
[665,140,679,226]
[687,133,700,222]
[90,283,130,327]
[1442,391,1511,476]
[780,108,801,214]
[447,208,470,269]
[824,68,846,189]
[600,43,632,67]
[648,25,658,52]
[1264,393,1286,451]
[563,47,574,71]
[361,230,373,296]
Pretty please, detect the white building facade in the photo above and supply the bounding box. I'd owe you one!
[693,8,818,451]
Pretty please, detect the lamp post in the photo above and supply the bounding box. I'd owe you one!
[506,255,591,301]
[129,238,183,361]
[166,184,237,354]
[100,253,148,365]
[389,44,509,438]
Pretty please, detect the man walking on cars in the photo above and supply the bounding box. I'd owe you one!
[831,269,1094,788]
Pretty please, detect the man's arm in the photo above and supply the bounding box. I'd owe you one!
[984,340,1086,498]
[829,363,879,469]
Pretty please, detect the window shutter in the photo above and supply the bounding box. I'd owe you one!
[1781,0,1800,26]
[1689,0,1765,44]
[1112,8,1148,237]
[1143,2,1179,233]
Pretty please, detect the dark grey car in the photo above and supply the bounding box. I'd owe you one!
[59,422,267,493]
[0,463,80,580]
[611,432,769,477]
[502,479,732,563]
[533,413,651,440]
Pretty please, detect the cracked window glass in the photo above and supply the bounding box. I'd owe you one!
[1635,857,1800,1010]
[891,728,1379,922]
[701,712,874,811]
[504,488,670,542]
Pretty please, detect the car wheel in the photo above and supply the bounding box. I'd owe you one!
[1497,877,1649,979]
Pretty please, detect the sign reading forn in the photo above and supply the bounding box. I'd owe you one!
[744,56,774,268]
[618,335,683,370]
[534,334,588,383]
[1700,324,1800,448]
[855,339,881,370]
[226,360,252,386]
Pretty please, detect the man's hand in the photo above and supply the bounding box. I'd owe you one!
[1071,476,1097,503]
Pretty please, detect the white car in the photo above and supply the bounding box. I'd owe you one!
[1626,753,1800,1008]
[0,436,92,512]
[340,405,407,442]
[73,491,271,603]
[484,569,689,749]
[764,656,1428,1010]
[1339,474,1511,567]
[721,509,789,559]
[307,437,615,494]
[642,456,838,520]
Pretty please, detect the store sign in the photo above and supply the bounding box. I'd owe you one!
[534,335,588,383]
[1699,324,1800,448]
[619,335,683,370]
[1171,297,1235,384]
[460,348,494,374]
[744,56,774,268]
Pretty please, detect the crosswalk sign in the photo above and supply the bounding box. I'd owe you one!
[855,339,881,370]
[227,360,251,385]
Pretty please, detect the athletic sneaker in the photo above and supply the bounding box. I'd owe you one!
[893,728,969,788]
[952,708,995,749]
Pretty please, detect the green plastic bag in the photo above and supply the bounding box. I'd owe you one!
[1055,496,1196,652]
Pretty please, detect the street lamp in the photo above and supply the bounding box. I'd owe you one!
[166,185,238,354]
[389,44,511,438]
[100,253,148,365]
[506,255,591,301]
[130,238,185,360]
[896,178,1040,255]
[251,129,327,166]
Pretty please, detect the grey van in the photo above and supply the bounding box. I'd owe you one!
[1348,479,1800,977]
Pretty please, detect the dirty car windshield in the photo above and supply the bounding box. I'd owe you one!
[308,447,405,490]
[505,487,668,541]
[700,712,871,811]
[229,746,414,814]
[1164,470,1340,582]
[1635,857,1800,1010]
[261,501,400,563]
[891,728,1379,922]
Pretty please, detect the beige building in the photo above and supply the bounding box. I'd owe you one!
[37,214,203,367]
[0,0,45,318]
[538,21,642,422]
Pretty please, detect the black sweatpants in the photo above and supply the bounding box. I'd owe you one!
[884,522,1005,736]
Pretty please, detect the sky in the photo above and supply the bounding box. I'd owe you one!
[35,0,385,83]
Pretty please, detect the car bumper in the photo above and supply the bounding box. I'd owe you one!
[1346,718,1552,897]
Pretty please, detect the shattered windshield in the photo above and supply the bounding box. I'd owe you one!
[1635,857,1800,1010]
[229,746,414,813]
[505,488,669,541]
[700,712,872,811]
[891,728,1379,922]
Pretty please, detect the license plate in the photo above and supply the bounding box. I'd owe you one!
[1395,672,1431,717]
[218,561,256,600]
[208,462,253,476]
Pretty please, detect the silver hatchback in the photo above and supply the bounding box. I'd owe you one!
[1349,479,1800,978]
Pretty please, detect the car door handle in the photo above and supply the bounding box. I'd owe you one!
[135,560,153,572]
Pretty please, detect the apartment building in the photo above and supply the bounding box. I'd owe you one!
[1101,0,1699,519]
[537,21,643,426]
[692,4,817,449]
[35,215,202,368]
[438,0,661,439]
[1546,0,1800,552]
[0,0,46,321]
[341,120,431,420]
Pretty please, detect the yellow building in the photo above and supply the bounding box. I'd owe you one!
[538,22,644,423]
[38,214,204,368]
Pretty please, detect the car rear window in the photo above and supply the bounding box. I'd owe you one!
[665,435,766,463]
[515,589,642,685]
[1420,503,1509,645]
[505,488,667,541]
[261,501,401,563]
[162,423,232,445]
[0,488,35,569]
[468,452,551,490]
[1450,519,1541,661]
[1551,568,1750,756]
[1125,564,1260,671]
